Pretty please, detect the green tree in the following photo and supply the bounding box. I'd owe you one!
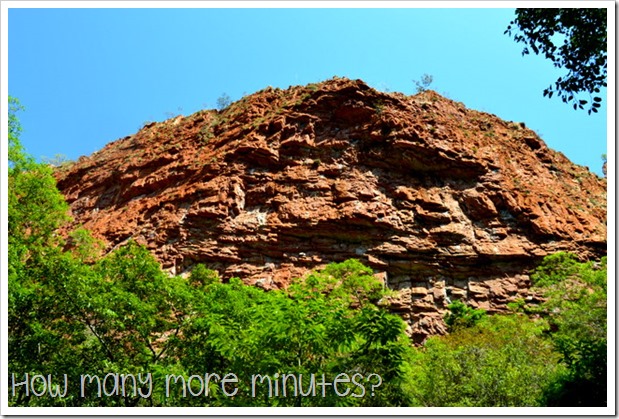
[41,153,73,168]
[189,263,220,287]
[8,250,100,406]
[404,314,566,407]
[443,300,486,331]
[413,73,433,93]
[175,259,411,407]
[505,8,607,114]
[9,96,27,166]
[10,226,411,406]
[7,100,188,406]
[66,227,105,263]
[9,239,197,406]
[530,253,607,406]
[216,93,232,111]
[8,99,97,405]
[8,97,70,280]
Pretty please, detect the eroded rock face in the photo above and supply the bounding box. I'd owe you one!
[55,77,607,343]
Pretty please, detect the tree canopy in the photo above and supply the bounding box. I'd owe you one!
[505,8,607,114]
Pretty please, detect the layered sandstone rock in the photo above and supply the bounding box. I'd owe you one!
[55,77,607,343]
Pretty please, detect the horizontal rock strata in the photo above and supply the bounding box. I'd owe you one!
[56,77,607,343]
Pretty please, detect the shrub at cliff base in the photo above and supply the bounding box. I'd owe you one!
[530,252,607,407]
[403,313,567,407]
[174,258,410,407]
[404,251,607,408]
[9,243,411,406]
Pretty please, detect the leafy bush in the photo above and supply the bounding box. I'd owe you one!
[189,263,220,287]
[406,252,608,407]
[443,300,486,331]
[413,73,433,93]
[531,253,607,406]
[175,259,410,407]
[9,231,411,406]
[42,153,74,168]
[404,314,567,407]
[530,251,581,287]
[216,93,232,111]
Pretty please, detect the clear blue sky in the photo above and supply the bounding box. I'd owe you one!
[7,6,608,175]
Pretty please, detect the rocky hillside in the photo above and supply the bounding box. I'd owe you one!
[55,77,607,343]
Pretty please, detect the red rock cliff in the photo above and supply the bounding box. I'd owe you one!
[55,77,607,343]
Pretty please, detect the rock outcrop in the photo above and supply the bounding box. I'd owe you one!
[55,77,607,343]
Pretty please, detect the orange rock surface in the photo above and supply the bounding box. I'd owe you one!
[55,77,607,343]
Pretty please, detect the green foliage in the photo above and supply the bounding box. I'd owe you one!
[10,230,410,406]
[88,241,194,366]
[402,252,607,407]
[68,228,104,263]
[413,73,433,93]
[8,97,70,283]
[175,259,409,407]
[299,259,385,307]
[189,264,220,287]
[531,253,607,406]
[216,93,232,111]
[9,96,27,167]
[405,314,566,407]
[8,103,190,406]
[8,98,78,405]
[9,240,199,406]
[506,298,527,313]
[530,251,580,287]
[443,300,486,331]
[9,250,97,406]
[373,100,385,114]
[505,9,606,114]
[42,153,74,168]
